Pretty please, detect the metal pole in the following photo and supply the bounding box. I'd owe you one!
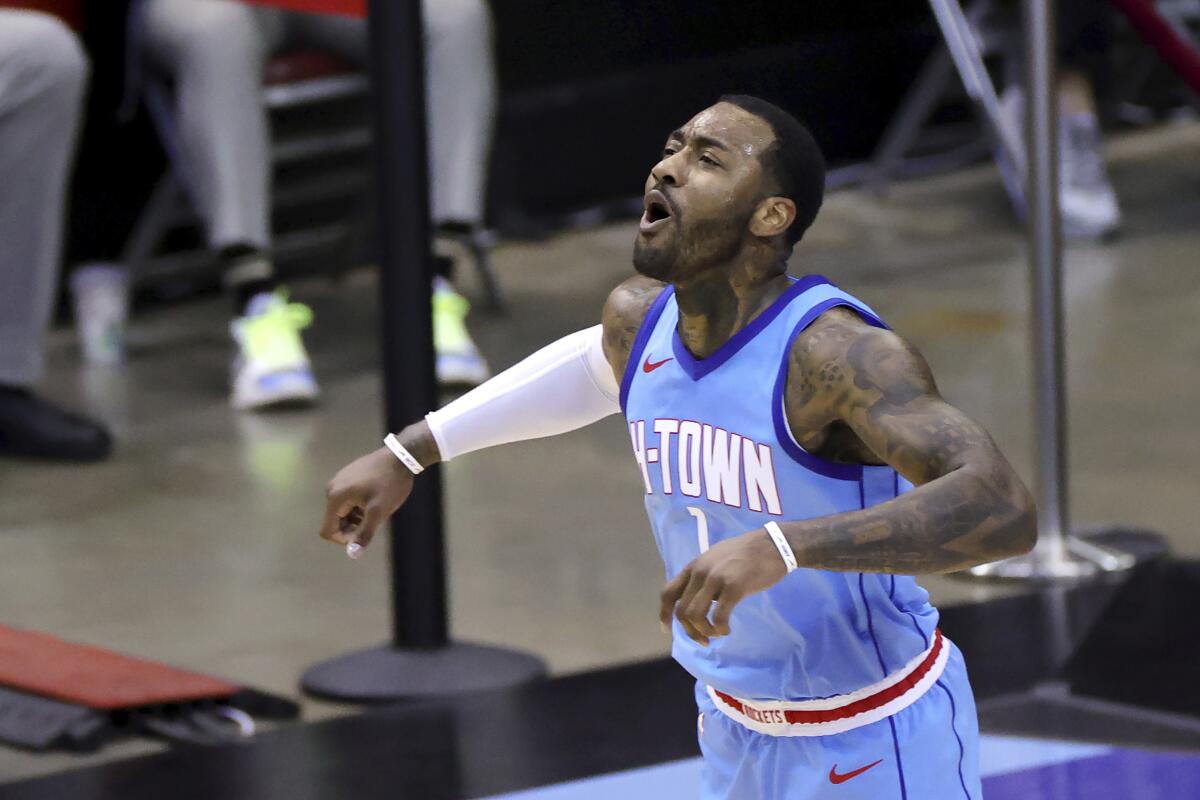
[967,0,1137,580]
[1023,0,1073,572]
[301,0,545,700]
[366,0,448,648]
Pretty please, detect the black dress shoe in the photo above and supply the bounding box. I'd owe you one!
[0,388,112,462]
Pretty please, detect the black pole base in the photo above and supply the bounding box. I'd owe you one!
[301,642,548,703]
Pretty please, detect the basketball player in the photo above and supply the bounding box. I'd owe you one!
[317,95,1036,799]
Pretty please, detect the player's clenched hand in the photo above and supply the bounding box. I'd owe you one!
[318,447,413,554]
[659,530,788,646]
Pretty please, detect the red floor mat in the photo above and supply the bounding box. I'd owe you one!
[0,625,239,710]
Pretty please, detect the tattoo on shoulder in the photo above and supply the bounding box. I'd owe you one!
[792,312,936,415]
[601,277,666,379]
[845,329,937,416]
[788,311,978,479]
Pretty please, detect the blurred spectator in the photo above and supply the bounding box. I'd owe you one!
[135,0,496,409]
[0,8,111,461]
[1000,0,1121,240]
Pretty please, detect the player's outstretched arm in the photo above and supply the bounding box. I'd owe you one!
[318,276,666,555]
[661,309,1036,645]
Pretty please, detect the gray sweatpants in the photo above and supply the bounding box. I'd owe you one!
[0,10,88,387]
[139,0,496,252]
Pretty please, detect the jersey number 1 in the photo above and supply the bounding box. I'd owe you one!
[687,507,710,553]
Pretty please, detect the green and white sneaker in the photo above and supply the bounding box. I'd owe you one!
[433,277,489,388]
[230,291,319,410]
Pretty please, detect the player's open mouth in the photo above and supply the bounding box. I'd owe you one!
[640,189,673,234]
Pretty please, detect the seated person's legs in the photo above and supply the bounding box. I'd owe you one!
[423,0,496,231]
[139,0,318,410]
[1056,0,1120,239]
[290,0,497,387]
[0,10,110,461]
[424,0,497,386]
[1001,0,1120,239]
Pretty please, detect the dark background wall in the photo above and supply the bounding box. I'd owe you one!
[488,0,939,225]
[67,0,160,264]
[66,1,940,261]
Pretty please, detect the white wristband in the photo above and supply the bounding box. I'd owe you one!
[764,522,798,573]
[383,433,424,475]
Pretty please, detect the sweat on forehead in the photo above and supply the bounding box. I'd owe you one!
[678,103,777,155]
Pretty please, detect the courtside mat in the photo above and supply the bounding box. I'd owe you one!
[0,626,297,750]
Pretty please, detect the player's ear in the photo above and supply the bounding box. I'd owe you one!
[750,196,796,239]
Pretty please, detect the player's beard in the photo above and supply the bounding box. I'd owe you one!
[632,234,675,281]
[633,210,751,283]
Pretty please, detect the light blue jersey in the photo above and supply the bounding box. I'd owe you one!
[620,276,980,799]
[621,275,937,701]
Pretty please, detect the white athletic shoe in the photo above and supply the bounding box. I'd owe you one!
[999,88,1121,240]
[1059,111,1121,240]
[433,277,489,388]
[230,291,319,411]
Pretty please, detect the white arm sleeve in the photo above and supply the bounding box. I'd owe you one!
[425,325,621,461]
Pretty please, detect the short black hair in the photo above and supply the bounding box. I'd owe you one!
[719,94,826,247]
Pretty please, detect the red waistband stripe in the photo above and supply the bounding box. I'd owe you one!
[712,628,945,730]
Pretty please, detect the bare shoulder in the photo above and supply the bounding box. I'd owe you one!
[785,307,941,426]
[601,275,667,382]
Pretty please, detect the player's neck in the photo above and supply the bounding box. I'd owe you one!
[673,259,791,359]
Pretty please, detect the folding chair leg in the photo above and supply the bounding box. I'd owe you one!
[467,232,505,314]
[121,173,185,281]
[868,47,957,192]
[927,0,1027,212]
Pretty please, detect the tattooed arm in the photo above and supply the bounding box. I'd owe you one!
[775,309,1037,574]
[661,308,1036,645]
[600,275,668,384]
